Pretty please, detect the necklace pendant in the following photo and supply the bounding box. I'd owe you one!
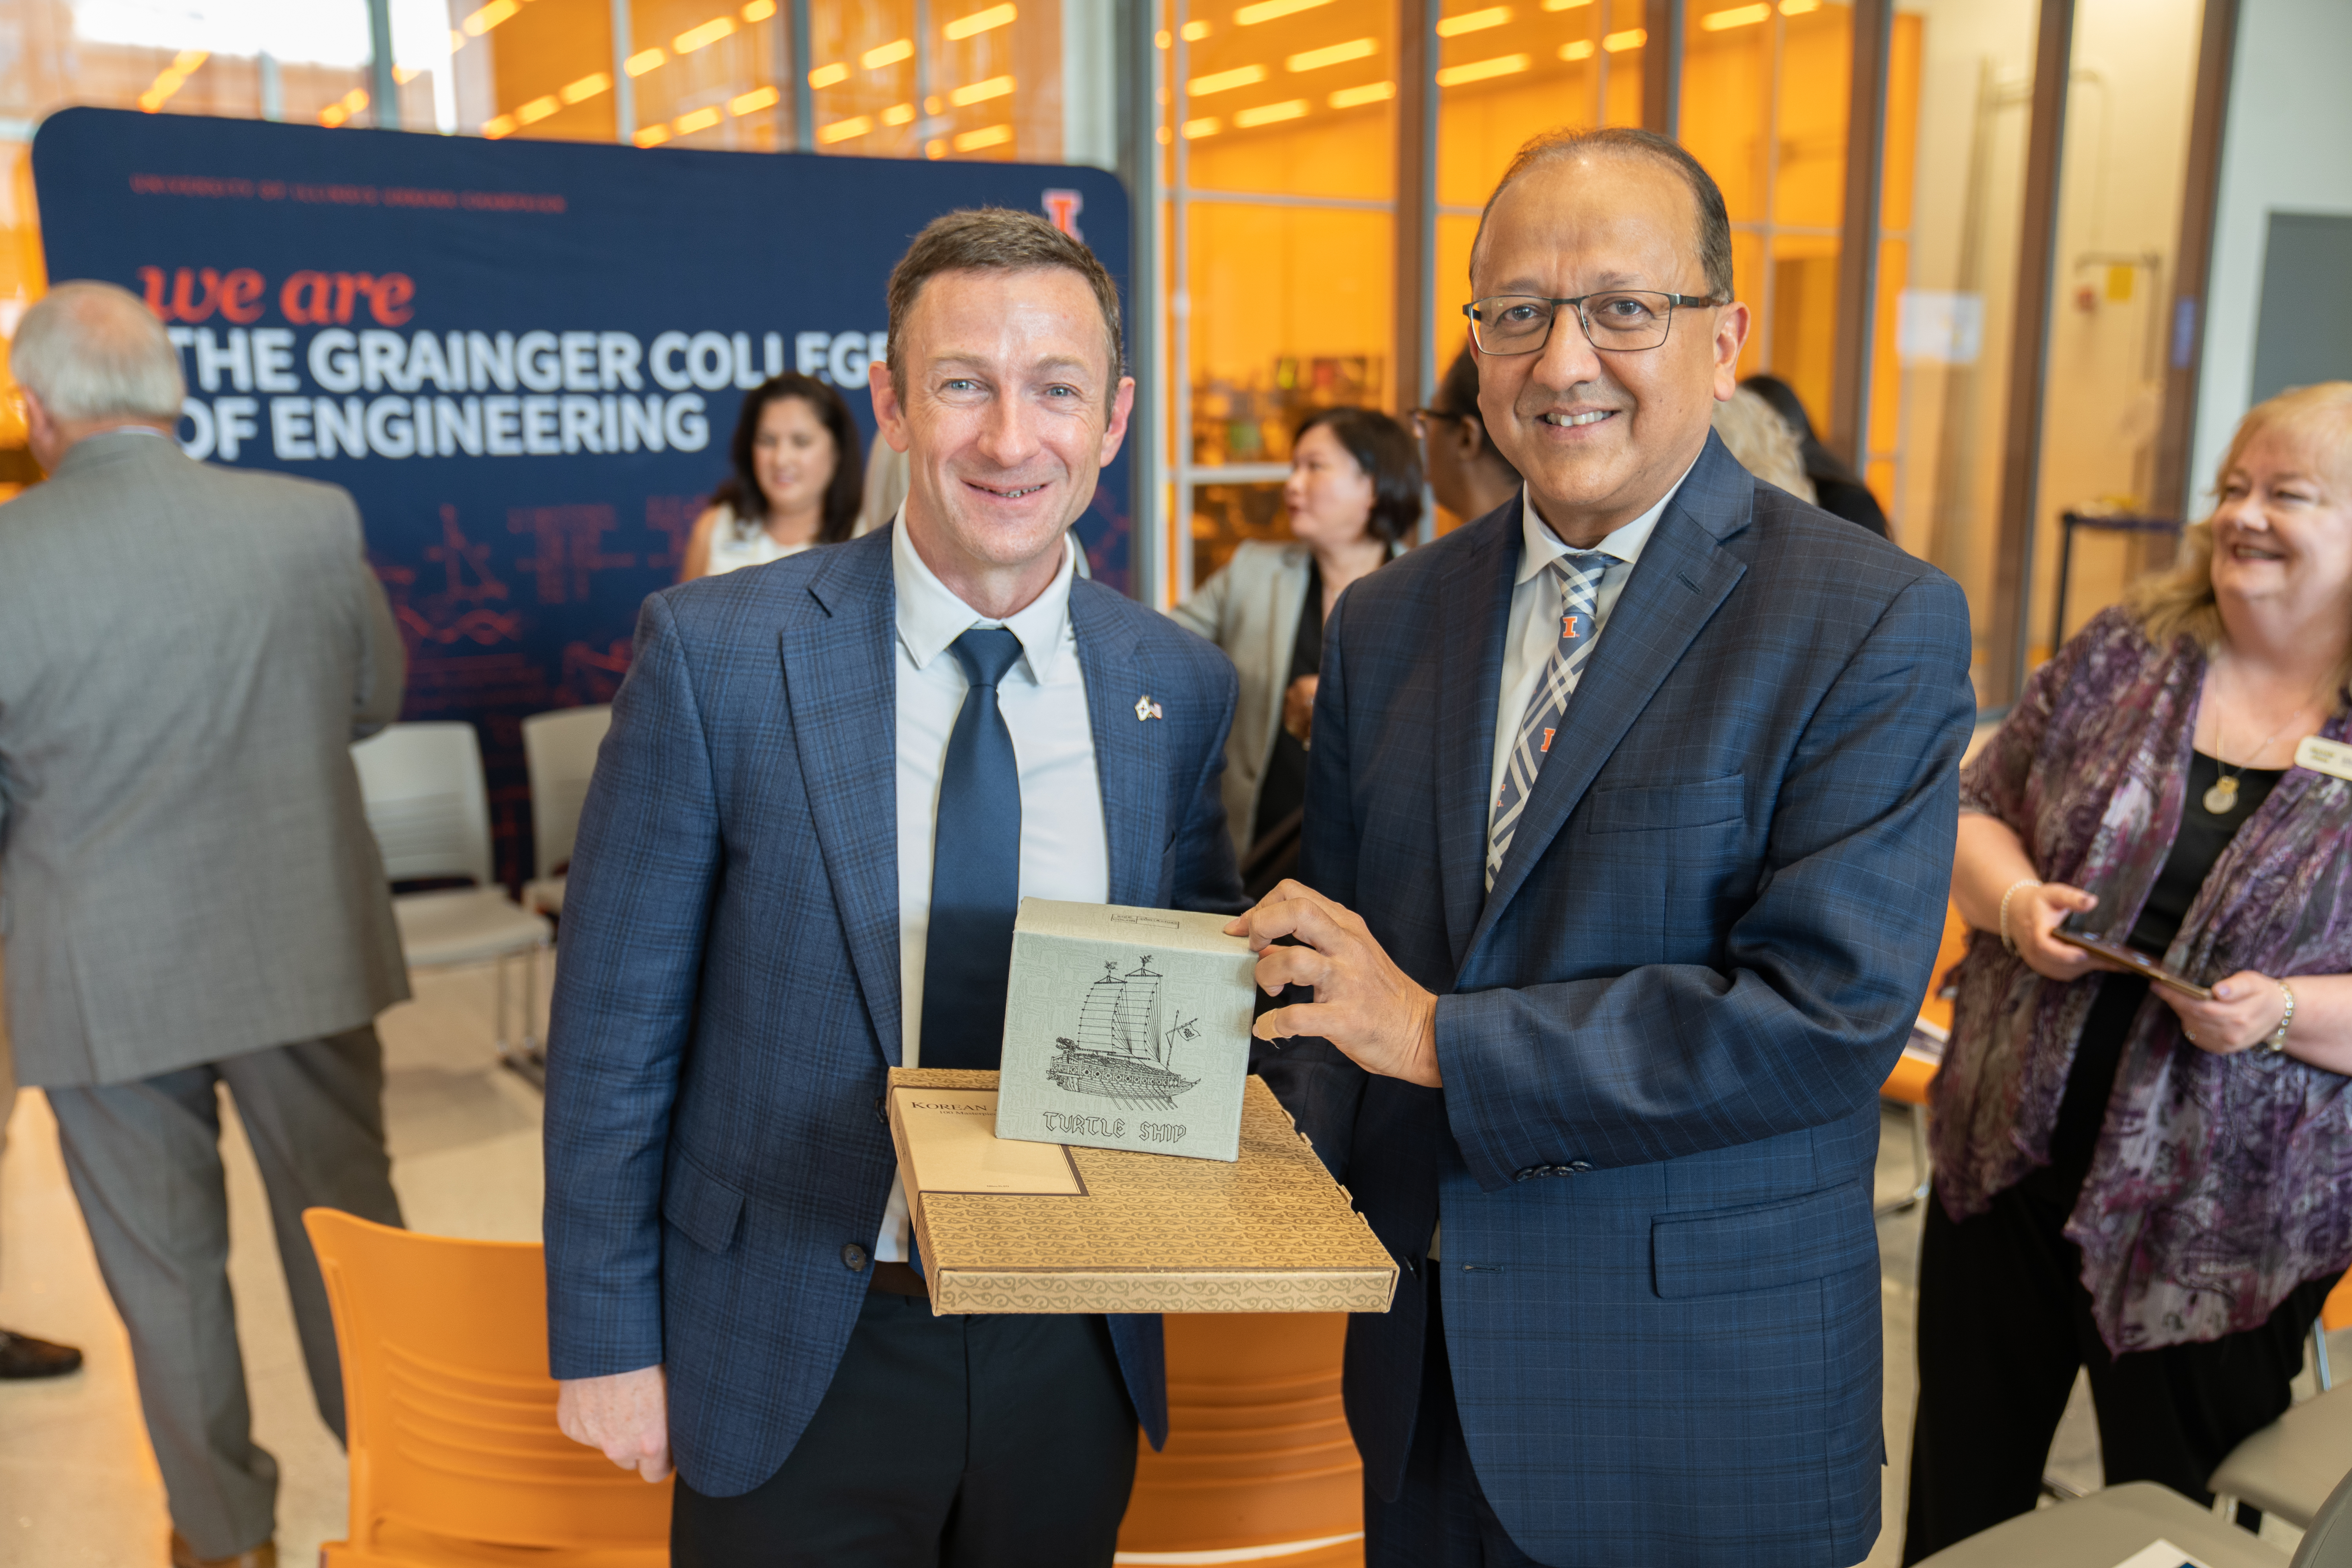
[2203,775,2241,816]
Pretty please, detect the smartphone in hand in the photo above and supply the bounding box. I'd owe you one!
[2053,926,2214,1000]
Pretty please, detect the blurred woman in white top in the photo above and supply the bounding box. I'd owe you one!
[679,372,864,580]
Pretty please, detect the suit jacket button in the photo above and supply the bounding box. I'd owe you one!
[1513,1167,1535,1182]
[840,1243,869,1272]
[1569,1160,1592,1173]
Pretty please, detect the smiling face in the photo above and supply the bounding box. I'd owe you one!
[1285,423,1378,550]
[2209,426,2352,636]
[750,394,838,519]
[869,265,1134,609]
[1470,153,1748,546]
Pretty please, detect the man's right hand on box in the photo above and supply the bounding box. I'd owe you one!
[557,1364,673,1482]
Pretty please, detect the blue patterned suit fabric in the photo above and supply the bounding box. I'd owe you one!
[1270,434,1975,1566]
[541,525,1244,1498]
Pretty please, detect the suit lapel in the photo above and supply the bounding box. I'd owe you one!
[1465,440,1752,965]
[780,531,906,1062]
[1435,509,1522,972]
[1071,585,1166,908]
[1266,546,1309,697]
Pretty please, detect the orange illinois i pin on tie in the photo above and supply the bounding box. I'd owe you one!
[1563,614,1582,639]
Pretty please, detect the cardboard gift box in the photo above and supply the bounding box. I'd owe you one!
[887,1067,1398,1315]
[994,898,1259,1162]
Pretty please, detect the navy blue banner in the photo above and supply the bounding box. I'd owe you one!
[32,106,1132,886]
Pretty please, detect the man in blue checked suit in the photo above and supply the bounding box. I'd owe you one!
[543,209,1242,1567]
[1235,129,1975,1566]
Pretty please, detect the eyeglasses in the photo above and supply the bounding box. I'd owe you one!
[1408,407,1467,440]
[1463,290,1722,356]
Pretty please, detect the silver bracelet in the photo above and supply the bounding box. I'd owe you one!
[1999,878,2042,955]
[2267,982,2295,1054]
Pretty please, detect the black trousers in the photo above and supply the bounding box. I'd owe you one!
[1364,1270,1548,1568]
[671,1289,1138,1567]
[1902,1176,2337,1562]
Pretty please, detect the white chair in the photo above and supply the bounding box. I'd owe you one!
[2295,1465,2352,1567]
[1913,1480,2289,1568]
[351,722,553,1081]
[518,705,611,918]
[2212,1378,2352,1532]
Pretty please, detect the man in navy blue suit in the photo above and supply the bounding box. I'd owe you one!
[1236,129,1975,1566]
[542,208,1242,1566]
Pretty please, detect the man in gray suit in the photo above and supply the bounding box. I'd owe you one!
[0,281,410,1568]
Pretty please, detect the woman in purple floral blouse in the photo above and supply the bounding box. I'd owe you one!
[1903,383,2352,1561]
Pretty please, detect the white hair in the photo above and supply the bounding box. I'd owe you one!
[1711,387,1816,505]
[10,280,185,423]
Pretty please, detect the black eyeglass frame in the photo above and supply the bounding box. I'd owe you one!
[1463,290,1726,356]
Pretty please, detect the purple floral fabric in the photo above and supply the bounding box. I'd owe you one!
[1938,604,2352,1353]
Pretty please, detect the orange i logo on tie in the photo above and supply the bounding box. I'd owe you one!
[1563,614,1581,639]
[1541,727,1556,753]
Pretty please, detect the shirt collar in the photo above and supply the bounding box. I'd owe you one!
[1514,454,1699,587]
[891,507,1077,684]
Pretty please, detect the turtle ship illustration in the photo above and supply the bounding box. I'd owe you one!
[1046,956,1201,1111]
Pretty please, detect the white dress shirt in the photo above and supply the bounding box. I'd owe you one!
[1483,464,1697,870]
[876,515,1110,1261]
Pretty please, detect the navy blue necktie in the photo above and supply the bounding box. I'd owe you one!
[919,628,1025,1070]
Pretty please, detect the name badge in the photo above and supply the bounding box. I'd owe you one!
[2294,734,2352,782]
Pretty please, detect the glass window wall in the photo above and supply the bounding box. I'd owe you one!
[1162,0,1398,597]
[2026,0,2203,665]
[1425,0,1625,533]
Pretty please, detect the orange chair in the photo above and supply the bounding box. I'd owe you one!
[1118,1313,1365,1567]
[2315,1272,2352,1392]
[1878,902,1970,1217]
[302,1208,670,1567]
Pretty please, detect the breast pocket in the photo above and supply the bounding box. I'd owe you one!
[1577,773,1749,966]
[1582,773,1746,834]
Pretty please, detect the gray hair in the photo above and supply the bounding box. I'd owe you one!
[1712,388,1816,504]
[11,280,185,423]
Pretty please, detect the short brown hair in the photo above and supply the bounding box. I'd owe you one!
[884,207,1125,390]
[2127,380,2352,699]
[1470,127,1734,304]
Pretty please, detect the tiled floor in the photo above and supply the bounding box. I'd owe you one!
[0,965,2324,1566]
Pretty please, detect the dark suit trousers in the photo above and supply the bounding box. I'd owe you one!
[1902,1176,2338,1561]
[1366,1269,1548,1568]
[45,1026,401,1561]
[671,1289,1139,1568]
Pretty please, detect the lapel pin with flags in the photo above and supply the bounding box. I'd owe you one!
[1134,695,1163,722]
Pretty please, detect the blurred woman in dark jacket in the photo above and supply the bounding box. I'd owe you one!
[1172,406,1419,893]
[1742,372,1889,536]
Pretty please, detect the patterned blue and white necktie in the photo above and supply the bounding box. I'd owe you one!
[1486,550,1610,889]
